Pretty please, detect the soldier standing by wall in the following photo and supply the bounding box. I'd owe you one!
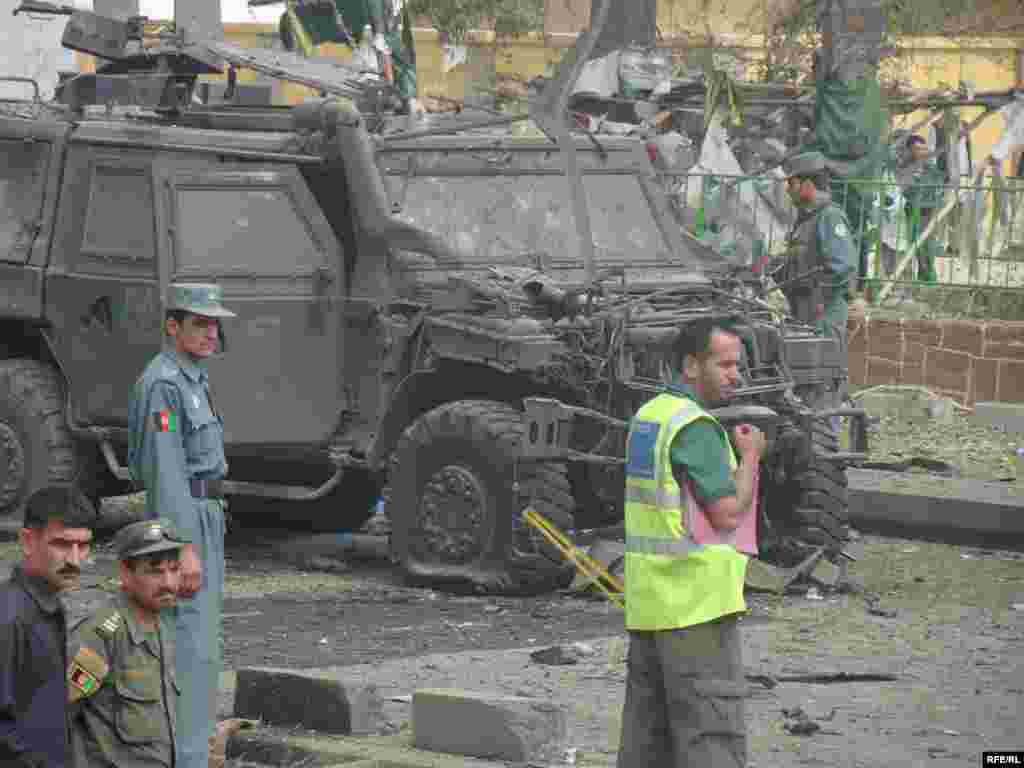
[0,485,95,768]
[127,283,236,768]
[68,518,186,767]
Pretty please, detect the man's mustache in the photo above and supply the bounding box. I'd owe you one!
[58,566,81,576]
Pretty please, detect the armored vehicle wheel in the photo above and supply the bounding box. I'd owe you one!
[0,360,78,517]
[771,418,851,561]
[387,399,576,595]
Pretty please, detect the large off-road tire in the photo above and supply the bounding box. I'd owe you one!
[772,419,851,560]
[387,399,576,595]
[0,359,79,517]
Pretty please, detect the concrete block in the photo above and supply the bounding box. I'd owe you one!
[412,688,567,763]
[234,668,384,735]
[971,401,1024,434]
[847,469,1024,551]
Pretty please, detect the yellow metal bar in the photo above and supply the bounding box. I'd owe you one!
[522,507,624,609]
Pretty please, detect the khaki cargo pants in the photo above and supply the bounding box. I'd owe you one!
[616,614,748,768]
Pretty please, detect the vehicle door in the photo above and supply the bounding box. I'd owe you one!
[43,142,163,425]
[157,165,345,447]
[0,118,64,321]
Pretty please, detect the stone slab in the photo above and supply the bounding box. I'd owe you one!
[847,469,1024,551]
[411,688,567,763]
[227,728,509,768]
[234,667,384,736]
[971,401,1024,434]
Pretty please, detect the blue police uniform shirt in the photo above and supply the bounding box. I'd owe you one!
[127,350,227,544]
[814,203,856,293]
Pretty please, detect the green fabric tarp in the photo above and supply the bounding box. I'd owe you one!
[807,74,889,277]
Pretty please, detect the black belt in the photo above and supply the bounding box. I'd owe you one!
[189,478,225,499]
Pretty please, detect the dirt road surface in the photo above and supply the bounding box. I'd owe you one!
[2,527,1022,767]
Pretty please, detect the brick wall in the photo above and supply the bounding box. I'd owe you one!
[848,317,1024,405]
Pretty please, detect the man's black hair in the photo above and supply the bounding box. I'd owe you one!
[22,485,96,530]
[166,309,188,326]
[669,316,741,372]
[124,550,182,570]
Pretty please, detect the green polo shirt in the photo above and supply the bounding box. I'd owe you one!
[665,382,738,504]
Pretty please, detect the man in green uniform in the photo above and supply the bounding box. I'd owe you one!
[127,283,235,768]
[780,151,857,341]
[780,151,857,418]
[617,317,767,767]
[899,134,945,284]
[68,519,186,768]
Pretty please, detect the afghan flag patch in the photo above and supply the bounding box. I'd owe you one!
[152,410,177,433]
[70,662,100,696]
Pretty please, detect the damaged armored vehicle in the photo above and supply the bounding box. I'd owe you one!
[0,2,866,595]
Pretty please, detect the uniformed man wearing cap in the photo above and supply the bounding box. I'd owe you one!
[898,135,944,285]
[68,519,186,767]
[126,284,235,768]
[780,150,857,342]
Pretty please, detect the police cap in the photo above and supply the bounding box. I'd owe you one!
[113,519,188,560]
[166,282,236,318]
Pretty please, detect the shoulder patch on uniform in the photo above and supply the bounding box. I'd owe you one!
[96,611,123,638]
[68,646,109,703]
[151,410,178,433]
[834,221,848,237]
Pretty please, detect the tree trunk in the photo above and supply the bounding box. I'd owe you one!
[94,0,140,19]
[589,0,656,58]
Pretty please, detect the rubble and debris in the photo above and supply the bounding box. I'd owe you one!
[530,645,581,666]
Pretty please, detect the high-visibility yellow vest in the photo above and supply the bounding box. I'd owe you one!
[623,392,749,630]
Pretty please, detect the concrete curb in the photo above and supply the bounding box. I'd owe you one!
[227,728,512,767]
[847,469,1024,550]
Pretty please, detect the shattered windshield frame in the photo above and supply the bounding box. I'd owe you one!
[375,136,704,284]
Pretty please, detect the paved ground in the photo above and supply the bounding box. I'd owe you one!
[2,527,1023,768]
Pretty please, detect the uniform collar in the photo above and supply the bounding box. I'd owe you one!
[116,592,160,651]
[664,379,707,409]
[160,348,207,385]
[12,563,63,616]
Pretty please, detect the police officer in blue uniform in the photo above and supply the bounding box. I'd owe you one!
[127,283,235,768]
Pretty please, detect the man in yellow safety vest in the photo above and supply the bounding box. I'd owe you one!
[617,316,767,767]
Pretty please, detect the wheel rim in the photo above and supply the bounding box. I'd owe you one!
[416,464,488,565]
[0,422,26,511]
